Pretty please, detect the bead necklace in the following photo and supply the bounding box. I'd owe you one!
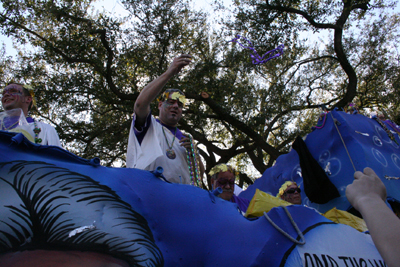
[33,121,42,144]
[162,126,177,159]
[1,116,42,144]
[374,117,399,145]
[186,134,200,186]
[385,120,400,137]
[314,113,327,129]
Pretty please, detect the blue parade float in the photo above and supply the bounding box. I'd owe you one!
[0,109,395,266]
[241,109,400,215]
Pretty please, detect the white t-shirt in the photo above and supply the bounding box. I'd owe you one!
[126,114,191,184]
[29,121,61,147]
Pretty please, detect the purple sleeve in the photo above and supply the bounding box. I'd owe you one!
[133,112,152,145]
[231,195,250,213]
[134,112,185,145]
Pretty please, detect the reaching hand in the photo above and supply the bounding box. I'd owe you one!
[345,168,400,267]
[346,167,387,211]
[179,134,193,150]
[167,54,192,76]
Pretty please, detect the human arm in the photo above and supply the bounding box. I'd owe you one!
[134,54,192,126]
[346,167,400,267]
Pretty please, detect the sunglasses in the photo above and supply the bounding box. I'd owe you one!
[285,188,301,195]
[216,179,235,187]
[2,88,23,97]
[165,99,184,108]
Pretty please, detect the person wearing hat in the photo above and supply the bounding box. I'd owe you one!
[126,54,203,185]
[209,163,250,213]
[277,181,302,205]
[1,82,61,146]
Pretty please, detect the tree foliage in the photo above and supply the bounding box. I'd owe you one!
[0,0,399,189]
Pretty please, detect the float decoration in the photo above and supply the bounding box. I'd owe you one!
[0,127,387,266]
[229,34,284,64]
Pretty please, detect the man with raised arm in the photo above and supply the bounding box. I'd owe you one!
[1,83,61,146]
[126,54,203,185]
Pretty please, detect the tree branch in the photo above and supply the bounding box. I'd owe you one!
[265,1,338,30]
